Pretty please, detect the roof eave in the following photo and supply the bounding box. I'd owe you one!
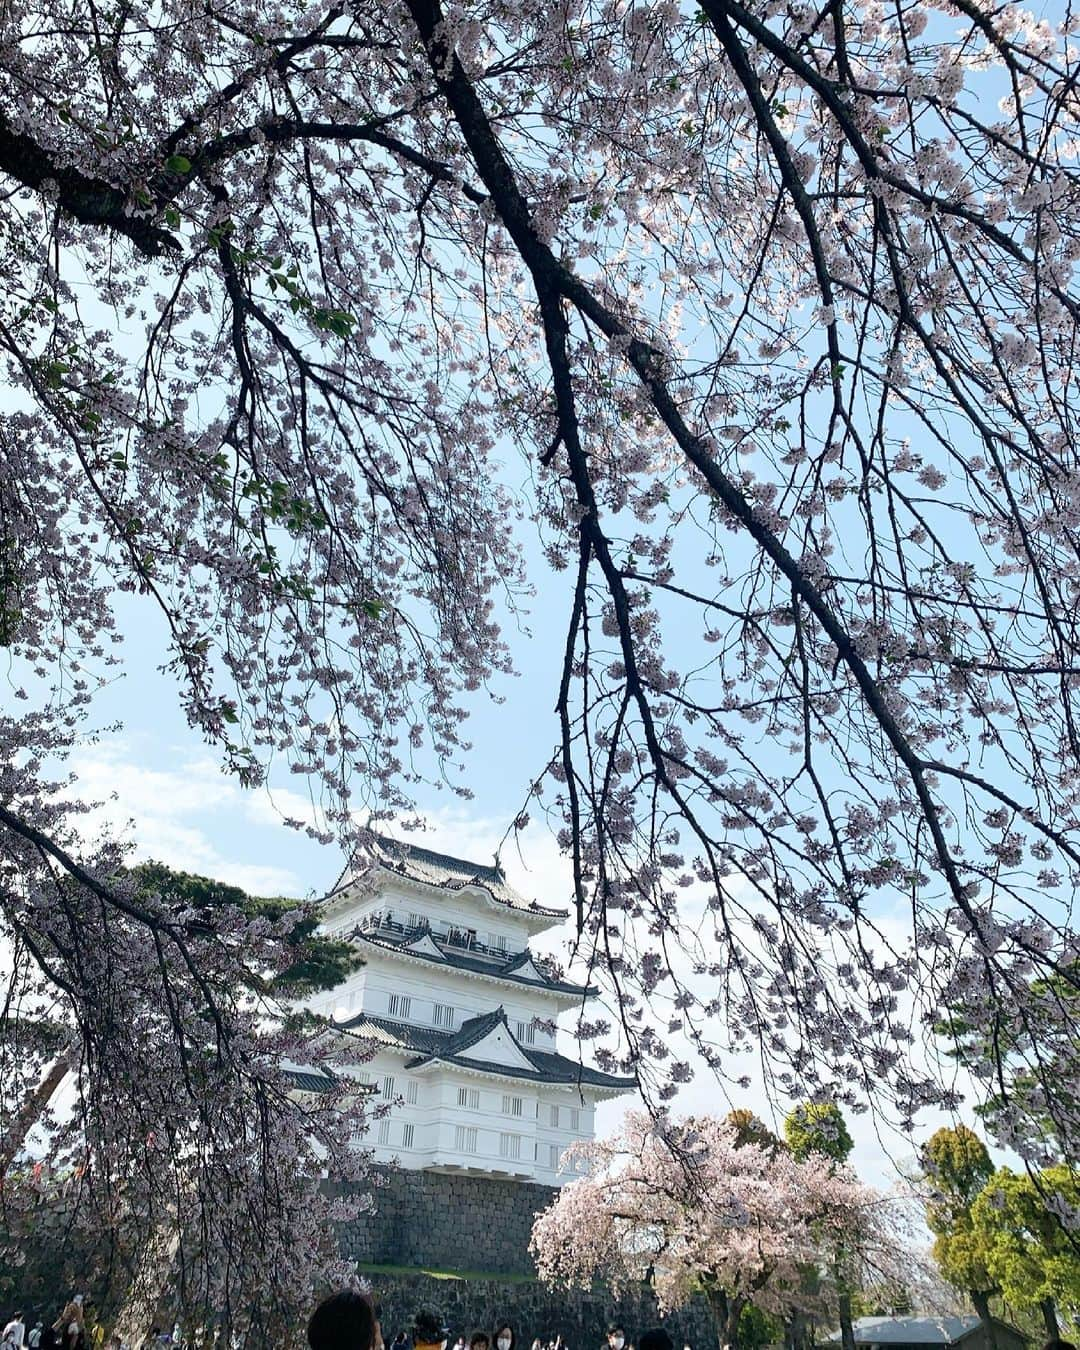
[331,862,567,928]
[355,933,592,1001]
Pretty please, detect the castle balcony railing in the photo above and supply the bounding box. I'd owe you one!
[356,912,526,965]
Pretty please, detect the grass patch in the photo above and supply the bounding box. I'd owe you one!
[357,1262,538,1285]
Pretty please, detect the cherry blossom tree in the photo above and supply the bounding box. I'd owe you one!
[0,834,372,1340]
[3,0,1080,1297]
[529,1112,916,1350]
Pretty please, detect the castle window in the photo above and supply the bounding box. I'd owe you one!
[499,1133,522,1160]
[433,1003,454,1028]
[548,1144,562,1170]
[457,1087,480,1109]
[515,1019,536,1044]
[402,1123,415,1149]
[388,993,411,1019]
[381,1075,396,1100]
[406,1080,419,1105]
[454,1125,478,1153]
[568,1107,580,1131]
[377,1119,391,1145]
[549,1104,560,1128]
[502,1094,523,1117]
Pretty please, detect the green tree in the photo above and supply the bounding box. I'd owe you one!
[971,1166,1080,1338]
[737,1306,783,1350]
[129,860,361,995]
[725,1109,781,1151]
[785,1103,856,1350]
[921,1127,998,1336]
[936,969,1080,1165]
[784,1103,854,1165]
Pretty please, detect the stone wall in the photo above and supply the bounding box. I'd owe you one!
[364,1272,717,1350]
[338,1169,717,1350]
[338,1168,559,1276]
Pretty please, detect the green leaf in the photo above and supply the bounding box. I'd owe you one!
[166,154,192,174]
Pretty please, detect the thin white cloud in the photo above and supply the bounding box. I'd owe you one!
[63,740,315,895]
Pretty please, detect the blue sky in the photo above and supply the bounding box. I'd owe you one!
[50,531,943,1193]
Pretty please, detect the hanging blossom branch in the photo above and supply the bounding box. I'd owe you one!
[0,739,371,1339]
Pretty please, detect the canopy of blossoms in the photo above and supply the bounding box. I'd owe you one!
[530,1112,927,1348]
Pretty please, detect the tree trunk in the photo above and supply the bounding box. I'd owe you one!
[838,1289,856,1350]
[702,1280,743,1350]
[0,1038,76,1178]
[1040,1299,1058,1340]
[969,1290,997,1350]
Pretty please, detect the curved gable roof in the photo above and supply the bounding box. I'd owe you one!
[333,1009,635,1093]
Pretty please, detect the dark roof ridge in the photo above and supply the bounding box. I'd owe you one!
[373,833,505,884]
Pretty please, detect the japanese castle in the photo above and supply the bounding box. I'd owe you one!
[305,835,634,1183]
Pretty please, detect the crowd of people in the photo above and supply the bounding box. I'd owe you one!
[2,1297,90,1350]
[308,1296,687,1350]
[2,1297,683,1350]
[5,1299,1080,1350]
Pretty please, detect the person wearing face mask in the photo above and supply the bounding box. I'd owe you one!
[493,1324,514,1350]
[605,1326,626,1350]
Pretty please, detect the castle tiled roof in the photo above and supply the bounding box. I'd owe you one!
[335,1008,635,1092]
[282,1067,341,1094]
[330,835,568,920]
[355,926,592,997]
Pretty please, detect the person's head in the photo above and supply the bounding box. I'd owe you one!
[493,1326,514,1350]
[308,1292,381,1350]
[412,1311,450,1350]
[607,1330,625,1350]
[470,1335,489,1350]
[639,1332,673,1350]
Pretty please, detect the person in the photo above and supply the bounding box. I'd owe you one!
[412,1310,450,1350]
[27,1325,42,1350]
[529,1341,541,1350]
[308,1291,382,1350]
[469,1335,489,1350]
[54,1298,83,1350]
[605,1329,625,1350]
[493,1326,514,1350]
[638,1333,672,1350]
[2,1313,26,1350]
[389,1334,409,1350]
[453,1337,466,1350]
